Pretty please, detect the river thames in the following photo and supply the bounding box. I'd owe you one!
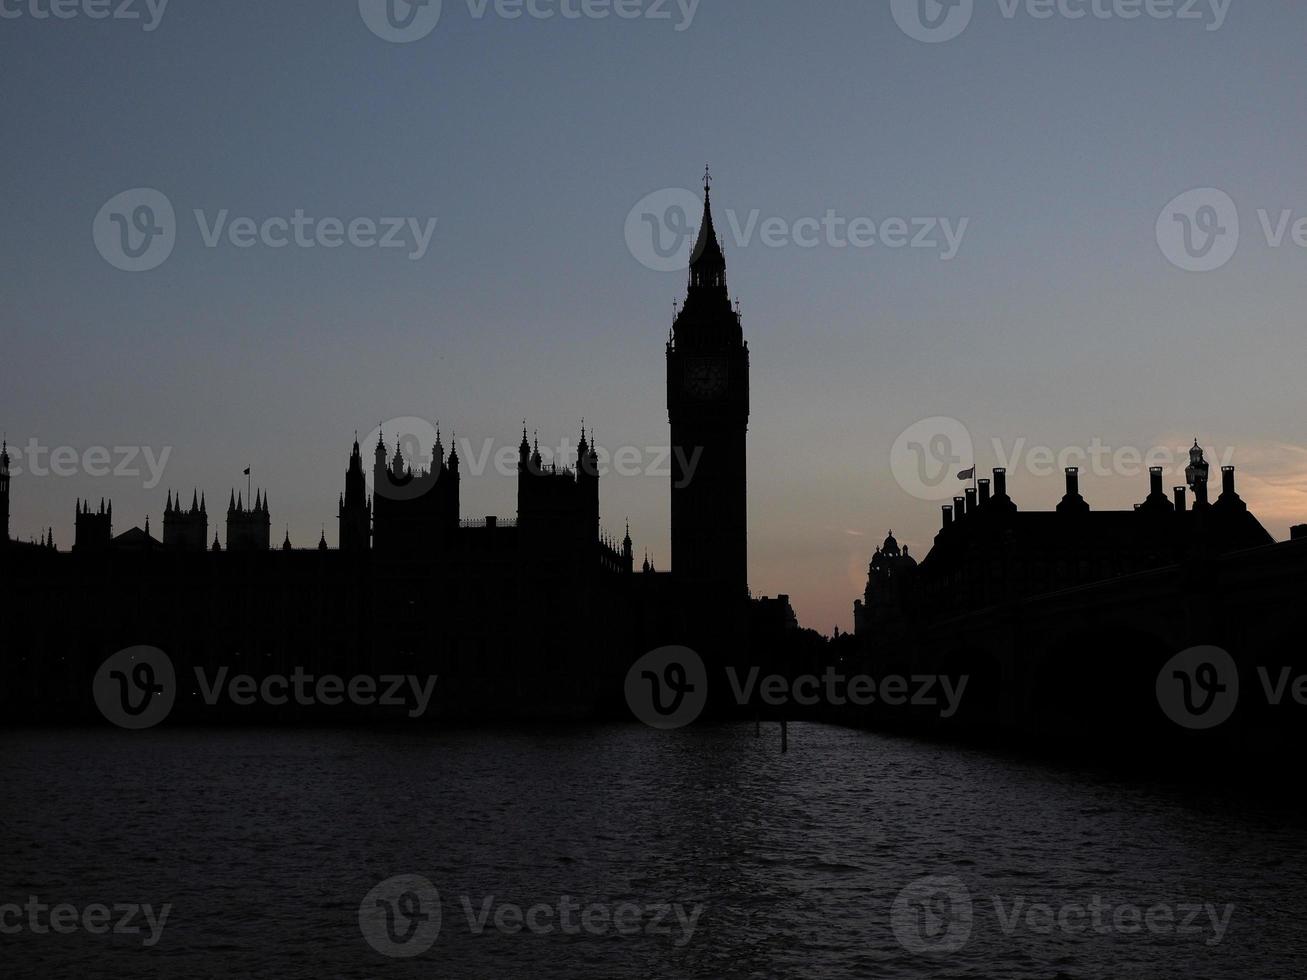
[3,723,1304,978]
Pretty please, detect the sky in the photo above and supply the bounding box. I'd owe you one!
[3,0,1307,633]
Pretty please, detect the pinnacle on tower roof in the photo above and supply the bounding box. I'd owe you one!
[689,164,726,288]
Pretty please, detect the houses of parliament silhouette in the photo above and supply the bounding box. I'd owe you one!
[0,175,785,722]
[4,175,1307,740]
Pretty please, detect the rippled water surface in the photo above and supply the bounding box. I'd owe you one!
[3,724,1306,978]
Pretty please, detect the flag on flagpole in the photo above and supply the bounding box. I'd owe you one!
[243,467,251,476]
[958,466,975,481]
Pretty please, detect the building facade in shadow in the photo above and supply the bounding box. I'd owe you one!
[0,180,797,724]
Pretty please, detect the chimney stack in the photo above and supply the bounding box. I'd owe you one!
[942,505,953,529]
[1150,466,1165,499]
[1174,486,1187,512]
[978,479,991,506]
[954,496,966,520]
[965,487,978,515]
[1222,466,1236,497]
[1057,466,1090,514]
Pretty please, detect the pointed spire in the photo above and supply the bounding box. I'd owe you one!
[166,489,173,513]
[689,164,726,289]
[200,492,206,514]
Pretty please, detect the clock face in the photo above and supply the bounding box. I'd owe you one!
[684,358,729,398]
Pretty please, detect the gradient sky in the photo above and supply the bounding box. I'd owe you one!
[3,0,1307,633]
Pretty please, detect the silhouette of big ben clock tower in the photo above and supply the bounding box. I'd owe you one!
[666,168,750,598]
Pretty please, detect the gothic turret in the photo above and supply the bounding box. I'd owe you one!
[339,433,371,552]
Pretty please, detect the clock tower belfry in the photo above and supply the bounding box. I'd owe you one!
[666,169,750,598]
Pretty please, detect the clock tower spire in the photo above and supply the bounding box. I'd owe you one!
[666,169,750,598]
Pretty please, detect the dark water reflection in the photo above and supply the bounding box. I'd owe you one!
[2,724,1304,978]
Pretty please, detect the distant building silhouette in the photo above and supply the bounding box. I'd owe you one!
[164,490,208,551]
[855,448,1273,634]
[0,176,798,722]
[226,490,271,551]
[73,498,113,551]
